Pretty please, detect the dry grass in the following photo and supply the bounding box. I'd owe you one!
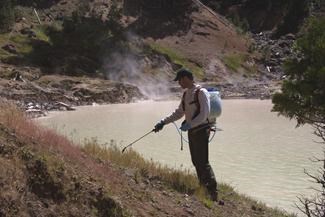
[0,100,215,199]
[0,99,128,217]
[0,99,111,180]
[0,99,75,154]
[0,99,199,195]
[82,138,199,194]
[81,139,297,217]
[0,100,297,217]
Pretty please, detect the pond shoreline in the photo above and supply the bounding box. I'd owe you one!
[0,70,279,118]
[37,99,318,216]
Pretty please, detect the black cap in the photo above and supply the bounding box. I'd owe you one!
[173,69,193,81]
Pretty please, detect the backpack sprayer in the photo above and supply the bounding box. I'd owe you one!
[121,88,222,153]
[175,88,222,150]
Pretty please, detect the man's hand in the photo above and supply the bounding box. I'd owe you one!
[154,120,165,133]
[180,122,191,131]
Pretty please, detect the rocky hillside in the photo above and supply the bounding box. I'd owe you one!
[201,0,319,36]
[0,0,292,110]
[0,0,320,110]
[0,1,317,216]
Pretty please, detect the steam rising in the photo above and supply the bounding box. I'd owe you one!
[104,52,173,100]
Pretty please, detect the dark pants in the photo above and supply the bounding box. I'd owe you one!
[188,126,217,193]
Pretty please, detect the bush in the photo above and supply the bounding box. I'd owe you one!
[223,53,248,72]
[272,17,325,127]
[272,17,325,217]
[51,5,122,61]
[0,0,15,33]
[274,0,309,37]
[13,1,124,74]
[16,0,60,9]
[41,2,123,73]
[227,14,250,33]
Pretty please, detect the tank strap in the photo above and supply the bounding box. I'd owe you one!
[181,88,201,120]
[192,88,201,119]
[181,91,186,111]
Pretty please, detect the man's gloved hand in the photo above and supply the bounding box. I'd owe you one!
[154,120,165,133]
[180,122,191,131]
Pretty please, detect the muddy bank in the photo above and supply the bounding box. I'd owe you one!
[0,64,280,118]
[0,67,145,117]
[0,52,282,118]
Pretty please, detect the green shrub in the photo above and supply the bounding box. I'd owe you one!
[5,1,124,74]
[16,0,60,9]
[227,14,249,34]
[0,0,15,33]
[148,42,203,78]
[272,17,325,126]
[82,139,199,194]
[223,53,246,72]
[272,16,325,217]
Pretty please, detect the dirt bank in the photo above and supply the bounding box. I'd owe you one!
[0,102,295,217]
[0,63,145,116]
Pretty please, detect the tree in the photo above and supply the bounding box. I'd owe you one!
[272,17,325,130]
[298,153,325,217]
[16,0,60,9]
[0,0,15,33]
[30,1,124,73]
[274,0,310,37]
[272,17,325,217]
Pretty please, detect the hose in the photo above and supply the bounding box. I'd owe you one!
[173,122,189,143]
[172,122,221,150]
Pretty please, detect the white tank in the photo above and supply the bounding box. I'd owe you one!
[208,89,222,123]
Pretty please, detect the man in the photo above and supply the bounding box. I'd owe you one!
[154,68,218,201]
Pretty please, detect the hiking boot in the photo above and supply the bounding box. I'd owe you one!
[209,191,218,201]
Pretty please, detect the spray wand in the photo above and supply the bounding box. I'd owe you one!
[121,124,221,153]
[121,129,155,153]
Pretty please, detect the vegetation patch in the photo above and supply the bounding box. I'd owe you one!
[1,2,124,75]
[222,52,257,75]
[272,18,325,216]
[24,153,66,201]
[81,138,296,217]
[33,25,51,42]
[0,0,15,33]
[0,33,36,62]
[82,138,198,194]
[148,42,203,78]
[223,53,246,72]
[10,34,33,54]
[0,101,127,217]
[0,34,14,59]
[92,191,124,217]
[227,14,250,34]
[0,99,297,217]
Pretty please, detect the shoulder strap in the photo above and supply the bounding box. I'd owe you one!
[192,88,201,119]
[182,88,203,120]
[181,91,186,111]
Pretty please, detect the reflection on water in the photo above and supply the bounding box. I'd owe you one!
[37,99,322,215]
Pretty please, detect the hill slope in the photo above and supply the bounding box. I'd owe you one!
[0,100,295,217]
[0,0,279,107]
[124,0,251,80]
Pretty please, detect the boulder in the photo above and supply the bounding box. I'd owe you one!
[2,44,17,54]
[20,28,37,38]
